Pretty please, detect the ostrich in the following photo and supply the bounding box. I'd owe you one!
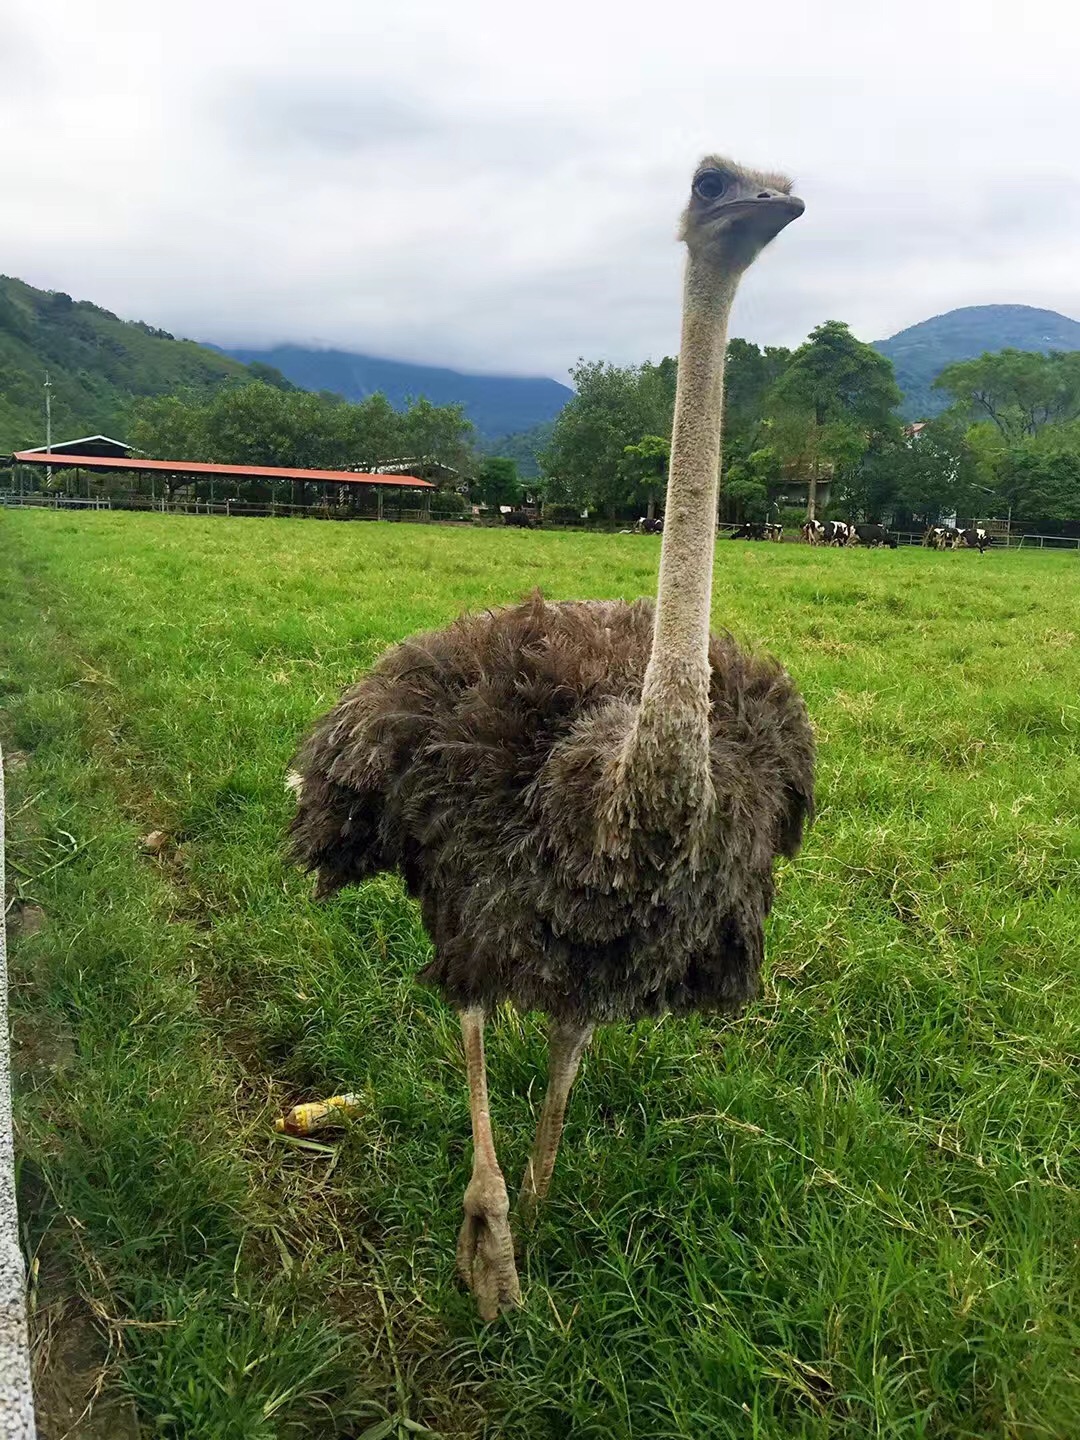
[288,156,815,1321]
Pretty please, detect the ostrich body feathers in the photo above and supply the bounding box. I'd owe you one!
[289,593,814,1025]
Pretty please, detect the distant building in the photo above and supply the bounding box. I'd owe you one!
[372,458,461,485]
[768,472,832,513]
[18,433,133,460]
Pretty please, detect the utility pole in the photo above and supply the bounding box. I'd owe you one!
[44,372,53,486]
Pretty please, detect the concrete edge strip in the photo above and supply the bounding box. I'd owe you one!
[0,742,37,1437]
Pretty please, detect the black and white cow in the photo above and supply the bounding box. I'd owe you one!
[502,510,536,529]
[635,516,664,534]
[956,526,990,553]
[730,520,767,540]
[801,519,825,544]
[823,520,852,546]
[763,522,784,542]
[853,523,898,549]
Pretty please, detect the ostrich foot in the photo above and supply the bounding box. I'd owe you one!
[456,1170,521,1321]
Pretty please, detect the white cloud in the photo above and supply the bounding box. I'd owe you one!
[2,0,1079,379]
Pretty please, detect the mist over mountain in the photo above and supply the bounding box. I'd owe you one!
[218,344,573,443]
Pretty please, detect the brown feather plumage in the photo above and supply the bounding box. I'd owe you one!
[288,591,814,1024]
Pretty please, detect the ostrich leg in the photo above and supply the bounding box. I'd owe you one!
[518,1019,593,1220]
[456,1009,521,1320]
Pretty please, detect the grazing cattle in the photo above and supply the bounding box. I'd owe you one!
[764,522,784,542]
[852,523,898,549]
[635,516,664,534]
[730,521,767,540]
[923,526,942,547]
[801,519,825,544]
[503,510,536,529]
[956,526,990,553]
[823,520,852,546]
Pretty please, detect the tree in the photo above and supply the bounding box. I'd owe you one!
[475,457,522,510]
[542,361,650,515]
[934,350,1080,441]
[401,396,474,477]
[720,446,779,522]
[541,358,678,517]
[620,435,669,519]
[635,357,679,438]
[128,392,212,496]
[767,321,901,519]
[997,445,1080,523]
[721,468,768,521]
[722,340,792,464]
[127,382,479,501]
[895,419,983,521]
[336,393,403,472]
[128,393,207,462]
[198,383,313,468]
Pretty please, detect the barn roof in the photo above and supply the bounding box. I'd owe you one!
[19,433,132,458]
[11,452,434,488]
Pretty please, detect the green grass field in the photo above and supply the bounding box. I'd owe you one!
[2,510,1079,1440]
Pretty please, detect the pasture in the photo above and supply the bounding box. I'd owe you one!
[2,509,1079,1440]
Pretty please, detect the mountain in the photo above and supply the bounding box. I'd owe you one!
[874,304,1080,419]
[219,344,573,442]
[0,276,293,454]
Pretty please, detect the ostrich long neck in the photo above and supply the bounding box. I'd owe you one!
[620,254,739,819]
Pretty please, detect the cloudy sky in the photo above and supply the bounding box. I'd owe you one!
[2,0,1079,380]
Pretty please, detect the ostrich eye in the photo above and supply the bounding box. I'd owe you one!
[694,171,727,201]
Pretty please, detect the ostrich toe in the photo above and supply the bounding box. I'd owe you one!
[456,1171,521,1321]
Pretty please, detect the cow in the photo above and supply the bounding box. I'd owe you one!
[763,522,784,542]
[801,519,825,544]
[852,523,898,549]
[956,526,990,553]
[635,516,664,534]
[730,521,767,540]
[502,510,536,529]
[823,520,852,546]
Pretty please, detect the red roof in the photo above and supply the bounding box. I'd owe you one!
[12,451,434,489]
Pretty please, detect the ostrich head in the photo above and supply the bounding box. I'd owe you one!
[680,156,804,271]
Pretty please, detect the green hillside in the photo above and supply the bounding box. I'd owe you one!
[482,419,556,478]
[0,276,290,454]
[874,304,1080,419]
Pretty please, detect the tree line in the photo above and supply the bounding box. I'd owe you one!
[123,333,1080,528]
[540,326,1080,527]
[128,383,475,495]
[127,381,536,512]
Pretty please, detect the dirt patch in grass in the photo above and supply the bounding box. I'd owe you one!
[30,1283,141,1440]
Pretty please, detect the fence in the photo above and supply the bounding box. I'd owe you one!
[0,494,111,511]
[3,497,1079,549]
[0,494,469,525]
[1015,532,1080,550]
